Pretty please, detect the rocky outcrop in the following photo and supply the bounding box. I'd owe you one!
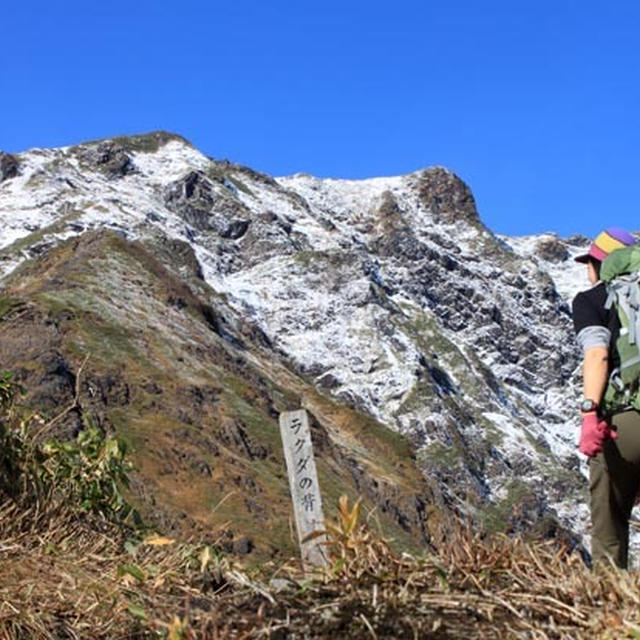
[79,142,136,179]
[164,171,250,237]
[565,234,590,247]
[0,305,83,439]
[410,167,480,225]
[535,237,570,263]
[369,191,417,258]
[0,152,20,181]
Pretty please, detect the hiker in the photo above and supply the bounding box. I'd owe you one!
[572,227,640,569]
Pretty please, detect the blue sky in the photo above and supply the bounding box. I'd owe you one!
[2,1,639,237]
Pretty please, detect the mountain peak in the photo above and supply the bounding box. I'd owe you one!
[0,133,592,555]
[73,130,194,154]
[408,166,480,226]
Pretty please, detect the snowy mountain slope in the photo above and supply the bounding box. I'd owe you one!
[503,232,590,301]
[0,132,602,550]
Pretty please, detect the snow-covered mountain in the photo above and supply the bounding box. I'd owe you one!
[0,132,603,554]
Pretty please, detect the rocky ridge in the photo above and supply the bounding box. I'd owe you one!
[0,131,605,556]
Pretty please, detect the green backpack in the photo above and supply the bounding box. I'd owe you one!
[600,245,640,414]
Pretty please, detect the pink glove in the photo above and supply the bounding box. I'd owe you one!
[579,414,617,457]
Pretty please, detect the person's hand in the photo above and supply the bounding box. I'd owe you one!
[579,413,617,457]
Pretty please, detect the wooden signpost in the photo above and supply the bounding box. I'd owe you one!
[279,409,329,570]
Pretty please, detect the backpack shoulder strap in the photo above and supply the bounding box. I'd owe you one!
[607,276,638,343]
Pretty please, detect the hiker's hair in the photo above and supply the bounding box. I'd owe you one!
[588,257,602,279]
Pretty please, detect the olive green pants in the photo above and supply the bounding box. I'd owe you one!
[590,409,640,569]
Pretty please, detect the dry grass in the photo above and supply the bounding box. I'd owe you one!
[185,501,640,640]
[0,497,233,639]
[1,494,640,639]
[2,376,640,639]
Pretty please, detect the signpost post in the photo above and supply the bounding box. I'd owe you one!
[279,409,329,571]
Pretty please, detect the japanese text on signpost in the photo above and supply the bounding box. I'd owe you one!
[279,410,329,570]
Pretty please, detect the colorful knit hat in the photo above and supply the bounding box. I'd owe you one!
[574,227,636,263]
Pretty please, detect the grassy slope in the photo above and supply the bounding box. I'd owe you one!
[0,230,435,560]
